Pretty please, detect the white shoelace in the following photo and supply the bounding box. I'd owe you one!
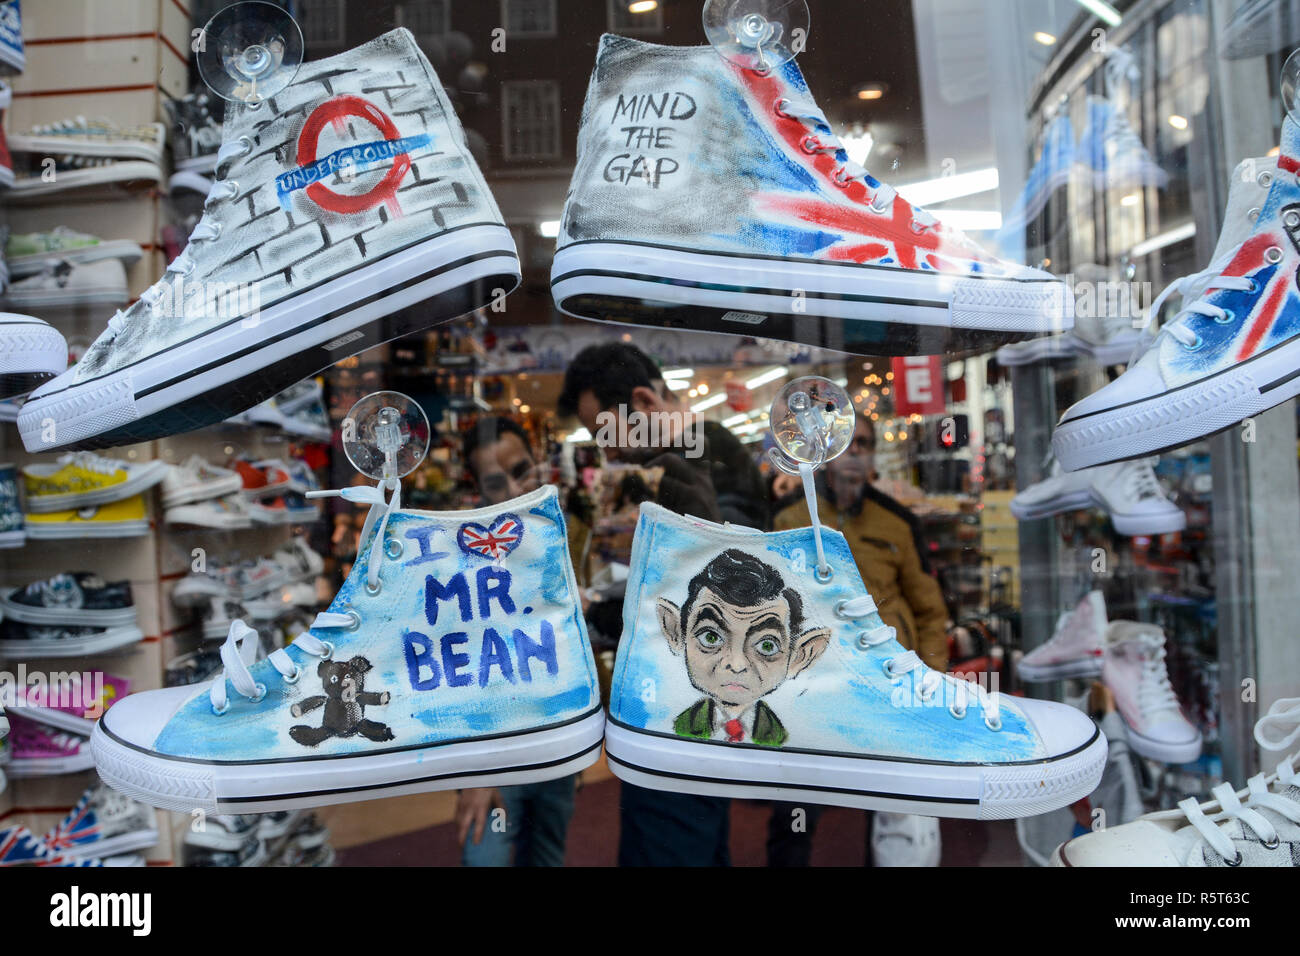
[108,137,252,336]
[1134,631,1182,721]
[208,478,400,713]
[1120,458,1163,501]
[1179,699,1300,864]
[775,96,937,230]
[57,451,121,477]
[1131,244,1257,359]
[835,595,999,726]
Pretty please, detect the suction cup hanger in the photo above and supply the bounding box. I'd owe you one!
[1283,48,1300,128]
[703,0,810,73]
[342,391,431,484]
[767,376,855,475]
[197,1,304,106]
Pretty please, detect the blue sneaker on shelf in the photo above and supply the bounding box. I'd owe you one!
[603,502,1107,819]
[0,1,23,76]
[92,484,604,814]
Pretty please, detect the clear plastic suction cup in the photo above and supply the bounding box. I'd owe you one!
[343,391,430,482]
[703,0,810,73]
[197,1,304,106]
[767,376,854,473]
[1283,49,1300,128]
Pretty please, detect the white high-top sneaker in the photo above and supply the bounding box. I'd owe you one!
[551,35,1071,356]
[1010,456,1185,536]
[1019,591,1108,683]
[1053,137,1300,470]
[20,28,520,452]
[1054,698,1300,866]
[91,484,603,814]
[604,502,1106,818]
[1103,621,1202,765]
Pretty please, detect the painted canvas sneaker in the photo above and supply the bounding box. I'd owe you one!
[1010,456,1185,536]
[6,713,93,777]
[1076,95,1168,193]
[162,455,243,508]
[0,462,20,547]
[0,0,22,75]
[1103,621,1202,764]
[20,28,519,452]
[43,783,158,860]
[275,538,325,584]
[0,825,104,867]
[1053,142,1300,470]
[184,831,268,867]
[13,670,130,736]
[605,502,1105,817]
[2,571,138,628]
[5,227,143,279]
[1054,697,1300,866]
[1,258,129,309]
[184,813,261,852]
[5,117,165,199]
[0,313,68,399]
[23,493,150,539]
[0,617,143,658]
[91,483,603,813]
[234,458,292,498]
[551,35,1071,356]
[23,452,168,512]
[1019,591,1107,683]
[997,109,1076,238]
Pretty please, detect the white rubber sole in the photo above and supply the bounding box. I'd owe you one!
[92,706,606,814]
[6,132,162,164]
[7,706,96,737]
[8,751,95,777]
[8,162,164,200]
[604,718,1107,820]
[24,519,150,539]
[1009,487,1185,536]
[552,241,1072,355]
[0,315,67,399]
[0,625,143,658]
[3,286,129,309]
[1126,725,1203,765]
[7,240,144,279]
[998,330,1141,367]
[1018,656,1105,683]
[19,224,519,451]
[161,475,244,508]
[0,591,139,627]
[0,530,24,549]
[1053,335,1300,470]
[25,460,168,512]
[164,508,252,531]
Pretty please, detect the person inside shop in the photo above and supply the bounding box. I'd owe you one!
[767,409,951,867]
[454,416,578,867]
[559,341,740,866]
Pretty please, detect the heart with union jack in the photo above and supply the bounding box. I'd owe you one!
[457,513,524,561]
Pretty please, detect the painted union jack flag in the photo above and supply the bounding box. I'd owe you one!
[457,514,524,561]
[0,825,53,866]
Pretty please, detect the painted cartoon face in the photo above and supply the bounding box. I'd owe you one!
[681,587,800,712]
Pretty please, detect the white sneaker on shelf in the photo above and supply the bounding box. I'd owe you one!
[1019,591,1108,682]
[1103,621,1202,765]
[1,258,128,309]
[161,455,243,508]
[1010,457,1185,536]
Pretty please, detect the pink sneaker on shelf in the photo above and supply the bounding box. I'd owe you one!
[6,713,93,777]
[1103,621,1203,764]
[15,671,130,735]
[1019,591,1108,683]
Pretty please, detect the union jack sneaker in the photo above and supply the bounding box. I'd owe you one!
[551,35,1072,356]
[91,484,603,813]
[19,27,519,452]
[0,825,104,867]
[43,782,158,860]
[1053,141,1300,470]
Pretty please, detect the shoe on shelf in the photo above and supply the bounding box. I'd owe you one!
[172,564,235,607]
[234,556,290,599]
[183,813,260,852]
[1053,137,1300,470]
[162,455,243,508]
[1019,591,1108,683]
[43,783,158,860]
[0,614,143,658]
[0,825,111,868]
[1,258,128,309]
[244,392,332,441]
[5,713,93,777]
[257,809,305,842]
[5,117,165,199]
[551,34,1072,357]
[1009,456,1185,536]
[0,1,23,75]
[165,646,223,687]
[199,595,254,641]
[0,462,21,548]
[1054,697,1300,865]
[233,458,292,499]
[18,27,520,452]
[603,501,1106,817]
[165,493,254,530]
[5,227,143,279]
[870,812,942,867]
[274,537,325,583]
[1103,621,1202,764]
[0,313,68,400]
[1,571,137,627]
[163,89,222,176]
[12,670,130,736]
[92,483,603,814]
[24,494,151,540]
[183,832,268,867]
[23,451,168,512]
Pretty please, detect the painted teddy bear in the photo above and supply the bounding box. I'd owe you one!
[289,655,394,747]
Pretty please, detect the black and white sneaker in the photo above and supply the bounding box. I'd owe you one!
[1,571,137,627]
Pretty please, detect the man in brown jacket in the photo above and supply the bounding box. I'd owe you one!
[767,409,950,866]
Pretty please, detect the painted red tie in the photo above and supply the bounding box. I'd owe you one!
[724,718,745,743]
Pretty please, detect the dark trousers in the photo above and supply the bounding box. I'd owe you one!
[618,782,731,866]
[461,775,577,867]
[766,802,876,866]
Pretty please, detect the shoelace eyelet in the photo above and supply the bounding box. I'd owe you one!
[881,658,897,679]
[815,565,834,584]
[237,134,254,156]
[1183,333,1205,351]
[1265,246,1284,264]
[1262,834,1281,850]
[366,579,383,596]
[1248,206,1261,222]
[773,97,792,119]
[319,640,336,660]
[919,682,937,702]
[250,683,268,703]
[832,166,852,188]
[385,538,404,559]
[909,219,924,234]
[1226,849,1244,866]
[1286,210,1300,229]
[834,599,851,617]
[856,631,874,650]
[800,134,822,155]
[344,609,362,631]
[1215,309,1235,324]
[282,666,302,685]
[949,702,967,720]
[869,195,891,215]
[211,700,230,716]
[1247,278,1260,294]
[983,713,1003,731]
[1259,170,1274,187]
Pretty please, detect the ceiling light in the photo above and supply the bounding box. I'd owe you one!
[666,379,689,391]
[566,428,592,443]
[856,83,887,101]
[1120,192,1140,206]
[1034,31,1057,45]
[628,1,658,13]
[691,393,728,413]
[1131,221,1196,257]
[1074,0,1122,27]
[1168,114,1189,130]
[932,209,1003,231]
[745,366,790,389]
[697,383,709,395]
[722,413,748,428]
[539,220,561,238]
[896,167,999,207]
[661,367,694,379]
